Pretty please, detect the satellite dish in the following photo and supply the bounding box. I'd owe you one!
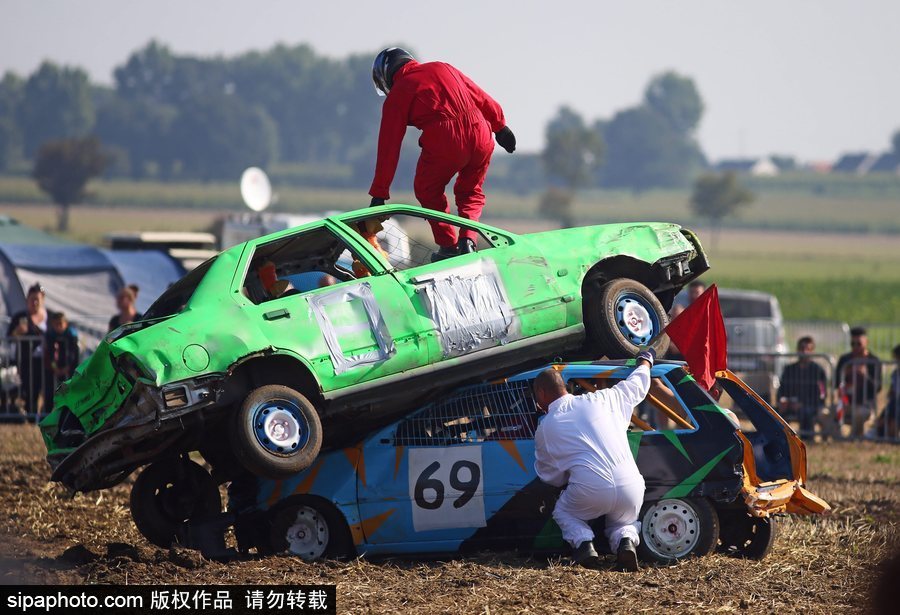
[240,167,272,212]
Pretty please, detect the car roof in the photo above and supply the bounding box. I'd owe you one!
[505,360,683,383]
[234,203,515,251]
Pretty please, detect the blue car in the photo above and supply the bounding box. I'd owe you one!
[237,361,828,564]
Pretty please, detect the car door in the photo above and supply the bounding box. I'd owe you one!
[354,382,539,554]
[234,222,427,390]
[337,210,569,365]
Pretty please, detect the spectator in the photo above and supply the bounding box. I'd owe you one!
[43,311,79,410]
[108,287,142,332]
[6,283,49,414]
[873,345,900,440]
[777,336,828,441]
[835,327,881,439]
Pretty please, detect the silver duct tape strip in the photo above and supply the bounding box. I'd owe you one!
[308,281,395,374]
[414,260,519,358]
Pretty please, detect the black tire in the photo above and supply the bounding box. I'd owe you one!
[717,510,777,560]
[129,459,221,548]
[230,385,322,479]
[584,277,670,359]
[637,497,719,564]
[268,496,354,561]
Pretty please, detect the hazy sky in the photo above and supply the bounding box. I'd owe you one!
[3,0,898,161]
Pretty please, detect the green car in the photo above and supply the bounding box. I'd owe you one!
[41,204,708,491]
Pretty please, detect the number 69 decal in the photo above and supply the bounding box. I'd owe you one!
[408,447,486,532]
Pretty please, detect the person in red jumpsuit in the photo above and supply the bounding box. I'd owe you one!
[369,47,516,260]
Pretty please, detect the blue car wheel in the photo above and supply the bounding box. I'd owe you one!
[268,496,354,561]
[231,385,322,479]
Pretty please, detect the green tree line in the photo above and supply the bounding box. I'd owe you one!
[0,41,708,193]
[0,41,396,183]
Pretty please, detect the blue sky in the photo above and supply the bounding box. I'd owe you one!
[3,0,898,161]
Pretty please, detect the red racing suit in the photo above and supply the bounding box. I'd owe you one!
[368,60,506,247]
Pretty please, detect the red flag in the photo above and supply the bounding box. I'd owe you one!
[665,284,727,390]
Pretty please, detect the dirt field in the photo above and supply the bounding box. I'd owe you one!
[0,423,897,613]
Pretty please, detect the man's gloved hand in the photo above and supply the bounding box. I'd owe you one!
[495,126,516,153]
[636,347,656,367]
[370,197,386,207]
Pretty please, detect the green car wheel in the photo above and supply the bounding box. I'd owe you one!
[231,385,323,479]
[584,277,670,358]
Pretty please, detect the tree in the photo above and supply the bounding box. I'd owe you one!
[644,71,704,136]
[168,93,278,180]
[540,107,605,226]
[689,171,754,248]
[601,106,704,190]
[95,95,177,178]
[33,137,108,232]
[539,188,576,228]
[0,72,24,171]
[543,107,605,189]
[21,62,95,157]
[599,72,706,191]
[892,128,900,156]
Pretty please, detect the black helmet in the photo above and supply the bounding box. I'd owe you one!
[372,47,415,95]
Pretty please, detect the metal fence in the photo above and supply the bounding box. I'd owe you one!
[1,333,82,422]
[729,351,899,442]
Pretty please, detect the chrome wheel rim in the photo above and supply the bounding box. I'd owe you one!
[252,401,309,456]
[615,293,658,345]
[642,499,702,559]
[284,506,329,561]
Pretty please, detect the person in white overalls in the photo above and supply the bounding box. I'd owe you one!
[533,348,655,571]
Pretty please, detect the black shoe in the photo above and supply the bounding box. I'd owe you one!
[616,537,639,572]
[457,237,477,255]
[430,245,459,263]
[573,540,600,568]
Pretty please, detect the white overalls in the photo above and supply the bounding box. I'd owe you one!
[534,365,650,552]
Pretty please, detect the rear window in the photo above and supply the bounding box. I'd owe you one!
[719,297,772,318]
[143,257,216,320]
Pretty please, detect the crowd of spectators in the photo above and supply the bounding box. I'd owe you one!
[1,282,142,417]
[777,328,898,441]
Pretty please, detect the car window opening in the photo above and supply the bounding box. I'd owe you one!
[243,228,364,304]
[394,381,537,446]
[569,374,696,432]
[345,212,494,272]
[143,256,217,320]
[719,297,773,319]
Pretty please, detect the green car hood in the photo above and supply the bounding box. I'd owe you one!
[522,222,695,270]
